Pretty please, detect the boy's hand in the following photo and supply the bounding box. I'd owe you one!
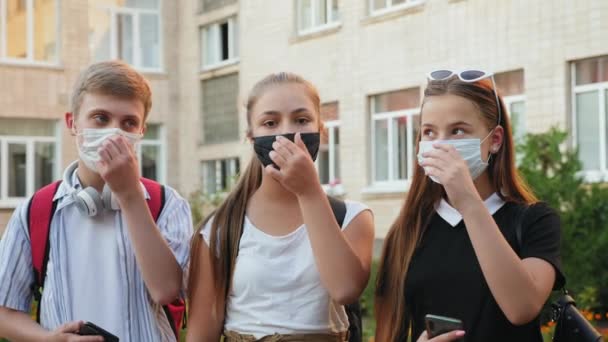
[45,321,103,342]
[96,135,144,202]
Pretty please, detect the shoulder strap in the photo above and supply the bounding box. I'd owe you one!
[140,178,166,221]
[514,203,530,254]
[28,180,62,322]
[327,195,347,228]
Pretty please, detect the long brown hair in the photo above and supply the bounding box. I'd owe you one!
[187,72,322,314]
[374,77,538,341]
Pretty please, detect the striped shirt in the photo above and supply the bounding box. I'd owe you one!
[0,166,192,342]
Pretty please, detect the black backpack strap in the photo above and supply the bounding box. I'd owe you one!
[326,195,362,342]
[327,196,347,228]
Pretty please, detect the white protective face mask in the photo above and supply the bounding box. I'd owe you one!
[76,128,142,173]
[417,131,493,184]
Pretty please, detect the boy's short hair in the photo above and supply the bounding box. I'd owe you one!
[70,60,152,120]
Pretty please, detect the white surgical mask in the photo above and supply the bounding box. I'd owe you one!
[76,128,142,173]
[417,131,493,184]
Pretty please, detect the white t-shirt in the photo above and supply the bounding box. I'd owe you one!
[201,200,370,338]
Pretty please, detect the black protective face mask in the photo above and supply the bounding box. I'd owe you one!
[253,132,320,169]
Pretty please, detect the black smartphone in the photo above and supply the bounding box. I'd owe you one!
[425,314,464,339]
[78,321,120,342]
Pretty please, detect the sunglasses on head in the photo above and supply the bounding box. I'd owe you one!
[426,69,502,126]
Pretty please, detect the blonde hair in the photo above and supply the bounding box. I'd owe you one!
[70,60,152,119]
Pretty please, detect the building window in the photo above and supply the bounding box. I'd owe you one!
[369,0,423,16]
[89,0,162,71]
[572,56,608,181]
[495,69,526,144]
[296,0,339,35]
[200,17,238,70]
[201,73,239,144]
[0,0,59,64]
[137,123,165,183]
[370,88,420,187]
[199,0,237,13]
[318,102,341,193]
[0,119,59,203]
[201,158,240,194]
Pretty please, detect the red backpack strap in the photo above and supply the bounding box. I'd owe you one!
[141,178,185,338]
[28,180,62,321]
[140,178,165,221]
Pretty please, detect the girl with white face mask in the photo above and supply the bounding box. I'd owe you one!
[375,70,565,342]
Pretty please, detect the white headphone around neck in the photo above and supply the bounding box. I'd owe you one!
[64,161,119,217]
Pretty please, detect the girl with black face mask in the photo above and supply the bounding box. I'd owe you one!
[186,72,375,342]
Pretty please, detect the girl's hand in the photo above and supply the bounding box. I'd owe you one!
[419,143,481,212]
[266,133,322,197]
[417,330,466,342]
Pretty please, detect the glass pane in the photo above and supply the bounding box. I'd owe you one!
[143,124,160,139]
[89,8,111,62]
[125,0,159,9]
[203,161,217,194]
[204,25,218,66]
[35,142,54,190]
[392,0,407,6]
[220,22,229,61]
[8,144,26,197]
[232,18,239,58]
[509,101,526,143]
[334,127,341,181]
[315,0,328,25]
[318,145,330,184]
[331,0,339,22]
[393,116,408,180]
[0,118,55,136]
[141,145,159,180]
[575,56,608,86]
[576,91,600,171]
[374,119,389,181]
[202,74,239,144]
[117,13,134,64]
[299,0,313,31]
[7,0,27,59]
[372,88,420,114]
[140,14,160,68]
[372,0,386,11]
[33,0,57,62]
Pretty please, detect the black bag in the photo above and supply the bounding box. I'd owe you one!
[514,204,603,342]
[328,196,362,342]
[552,293,603,342]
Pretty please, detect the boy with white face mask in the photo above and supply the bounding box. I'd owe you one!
[0,61,192,342]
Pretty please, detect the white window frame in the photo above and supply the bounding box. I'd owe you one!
[503,94,526,141]
[369,0,424,17]
[136,124,166,184]
[0,0,61,66]
[296,0,340,36]
[571,62,608,182]
[369,97,420,191]
[0,123,61,207]
[200,17,239,71]
[92,1,164,72]
[318,120,344,195]
[202,157,240,195]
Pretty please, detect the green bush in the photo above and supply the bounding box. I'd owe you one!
[518,127,608,313]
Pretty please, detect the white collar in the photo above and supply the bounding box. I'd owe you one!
[435,192,506,227]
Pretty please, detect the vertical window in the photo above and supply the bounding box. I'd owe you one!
[572,56,608,180]
[200,16,238,69]
[0,119,59,201]
[1,0,59,64]
[201,158,240,194]
[297,0,339,35]
[89,0,162,70]
[370,88,420,185]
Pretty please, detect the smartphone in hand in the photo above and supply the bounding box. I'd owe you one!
[78,321,119,342]
[425,314,464,339]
